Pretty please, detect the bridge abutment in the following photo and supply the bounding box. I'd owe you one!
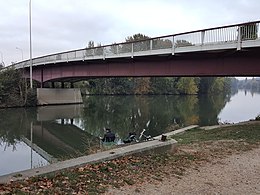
[37,88,83,106]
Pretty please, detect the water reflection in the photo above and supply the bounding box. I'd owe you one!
[81,94,230,137]
[218,90,260,123]
[1,91,259,176]
[0,105,100,176]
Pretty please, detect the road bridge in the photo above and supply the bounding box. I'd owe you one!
[8,20,260,85]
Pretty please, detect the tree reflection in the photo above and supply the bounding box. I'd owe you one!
[81,94,230,138]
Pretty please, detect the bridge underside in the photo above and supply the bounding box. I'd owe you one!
[24,48,260,83]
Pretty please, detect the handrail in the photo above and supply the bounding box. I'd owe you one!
[10,20,260,69]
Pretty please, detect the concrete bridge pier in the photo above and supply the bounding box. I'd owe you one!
[37,88,83,106]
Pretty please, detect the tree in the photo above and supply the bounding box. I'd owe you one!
[150,77,177,94]
[110,43,118,54]
[152,38,172,50]
[94,43,103,56]
[175,40,193,47]
[199,77,231,94]
[176,77,198,94]
[133,77,151,95]
[125,33,150,42]
[87,41,94,48]
[0,68,36,107]
[120,33,151,53]
[241,22,258,40]
[85,40,95,57]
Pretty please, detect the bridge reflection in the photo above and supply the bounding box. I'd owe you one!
[0,104,101,169]
[31,104,100,161]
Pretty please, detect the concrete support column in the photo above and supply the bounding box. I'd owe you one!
[37,88,83,105]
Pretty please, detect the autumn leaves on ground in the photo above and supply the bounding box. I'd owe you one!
[0,121,260,194]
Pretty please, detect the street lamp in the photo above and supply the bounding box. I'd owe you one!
[16,47,24,60]
[29,0,33,88]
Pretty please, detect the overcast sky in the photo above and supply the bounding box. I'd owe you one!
[0,0,259,65]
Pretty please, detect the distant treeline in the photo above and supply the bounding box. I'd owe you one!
[232,77,260,92]
[76,77,231,95]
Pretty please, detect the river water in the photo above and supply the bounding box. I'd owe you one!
[0,90,259,176]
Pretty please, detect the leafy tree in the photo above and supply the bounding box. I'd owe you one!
[85,40,95,57]
[176,77,198,94]
[87,41,94,48]
[133,77,151,94]
[120,33,151,53]
[125,33,150,42]
[199,77,231,94]
[152,38,172,50]
[110,43,118,54]
[199,77,215,94]
[0,68,37,107]
[95,43,103,56]
[109,78,133,95]
[175,40,193,47]
[241,22,258,40]
[150,77,177,94]
[85,41,103,56]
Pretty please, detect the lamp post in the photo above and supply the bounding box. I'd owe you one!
[29,0,33,88]
[16,47,24,60]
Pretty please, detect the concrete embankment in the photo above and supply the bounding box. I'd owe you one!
[0,125,198,184]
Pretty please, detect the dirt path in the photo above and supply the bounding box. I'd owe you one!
[105,147,260,195]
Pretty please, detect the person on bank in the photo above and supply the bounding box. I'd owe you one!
[101,128,116,142]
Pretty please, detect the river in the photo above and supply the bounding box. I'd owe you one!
[0,90,259,176]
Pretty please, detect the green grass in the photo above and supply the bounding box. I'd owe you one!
[172,123,260,144]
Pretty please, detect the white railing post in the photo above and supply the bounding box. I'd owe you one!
[150,39,153,50]
[131,43,134,58]
[237,26,242,50]
[201,30,205,45]
[103,47,105,60]
[172,36,175,55]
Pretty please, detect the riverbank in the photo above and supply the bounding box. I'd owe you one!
[0,121,259,194]
[106,146,260,195]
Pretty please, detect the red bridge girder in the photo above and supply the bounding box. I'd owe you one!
[23,48,260,83]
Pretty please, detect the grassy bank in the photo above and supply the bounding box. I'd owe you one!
[0,122,259,194]
[173,122,260,144]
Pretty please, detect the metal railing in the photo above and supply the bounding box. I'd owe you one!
[12,21,260,69]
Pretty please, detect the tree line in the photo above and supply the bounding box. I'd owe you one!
[77,76,231,95]
[233,77,260,92]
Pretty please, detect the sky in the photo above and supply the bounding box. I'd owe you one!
[0,0,259,66]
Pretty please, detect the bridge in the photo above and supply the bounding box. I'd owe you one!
[9,20,260,85]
